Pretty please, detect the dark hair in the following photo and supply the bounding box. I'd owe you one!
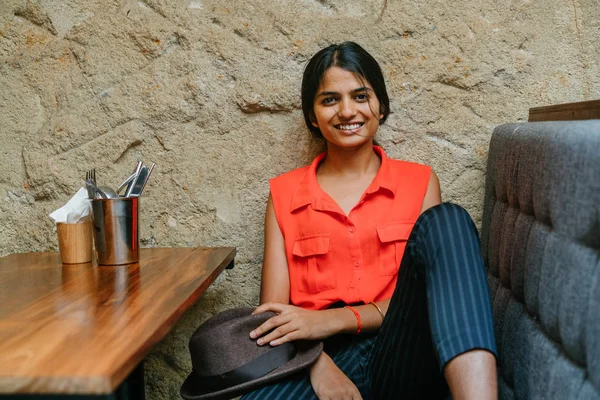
[301,42,390,140]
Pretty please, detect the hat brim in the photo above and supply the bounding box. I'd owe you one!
[180,339,323,400]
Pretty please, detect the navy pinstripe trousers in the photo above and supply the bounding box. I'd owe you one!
[242,203,497,400]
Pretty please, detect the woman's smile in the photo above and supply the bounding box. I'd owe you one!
[335,122,364,134]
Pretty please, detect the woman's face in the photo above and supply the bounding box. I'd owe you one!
[312,66,383,149]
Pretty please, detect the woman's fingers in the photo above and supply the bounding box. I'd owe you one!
[266,329,303,346]
[256,323,292,345]
[250,314,284,338]
[250,314,294,341]
[252,302,287,315]
[257,319,305,346]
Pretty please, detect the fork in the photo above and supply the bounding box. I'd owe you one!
[89,169,97,185]
[85,169,97,198]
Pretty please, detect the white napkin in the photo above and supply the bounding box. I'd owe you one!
[49,187,91,223]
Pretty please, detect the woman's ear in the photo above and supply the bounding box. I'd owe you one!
[310,112,319,128]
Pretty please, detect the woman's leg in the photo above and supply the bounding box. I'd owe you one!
[368,203,497,399]
[241,334,377,400]
[240,371,317,400]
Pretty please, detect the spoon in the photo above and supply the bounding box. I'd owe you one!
[99,186,118,198]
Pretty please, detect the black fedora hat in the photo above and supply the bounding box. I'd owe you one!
[180,307,323,400]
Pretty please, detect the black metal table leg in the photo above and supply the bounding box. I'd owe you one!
[114,362,145,400]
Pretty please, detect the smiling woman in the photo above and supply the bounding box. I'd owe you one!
[187,42,499,400]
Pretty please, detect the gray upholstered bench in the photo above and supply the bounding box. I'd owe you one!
[481,121,600,399]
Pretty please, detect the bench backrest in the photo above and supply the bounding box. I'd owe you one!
[481,121,600,399]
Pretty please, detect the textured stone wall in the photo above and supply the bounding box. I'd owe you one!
[1,0,598,398]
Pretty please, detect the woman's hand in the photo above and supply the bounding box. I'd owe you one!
[310,353,363,400]
[249,303,342,346]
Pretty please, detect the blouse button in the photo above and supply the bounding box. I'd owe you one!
[349,227,355,233]
[354,261,360,267]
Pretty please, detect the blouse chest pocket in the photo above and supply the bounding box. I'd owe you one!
[376,222,415,276]
[291,234,335,294]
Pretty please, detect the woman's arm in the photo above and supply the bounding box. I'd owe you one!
[310,352,363,400]
[420,170,442,213]
[260,193,290,305]
[251,300,389,345]
[258,194,363,399]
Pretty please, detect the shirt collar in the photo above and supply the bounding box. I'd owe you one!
[290,146,396,213]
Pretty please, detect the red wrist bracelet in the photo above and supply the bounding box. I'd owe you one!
[345,305,362,335]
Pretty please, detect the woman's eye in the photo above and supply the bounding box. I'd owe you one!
[322,97,336,105]
[355,93,369,101]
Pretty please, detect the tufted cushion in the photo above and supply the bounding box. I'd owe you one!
[481,121,600,399]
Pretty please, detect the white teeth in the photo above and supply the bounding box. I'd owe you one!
[339,123,361,130]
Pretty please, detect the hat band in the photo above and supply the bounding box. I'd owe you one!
[194,342,297,392]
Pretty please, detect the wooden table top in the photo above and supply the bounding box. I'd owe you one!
[0,247,235,394]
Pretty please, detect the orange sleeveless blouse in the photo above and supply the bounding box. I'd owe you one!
[269,146,431,310]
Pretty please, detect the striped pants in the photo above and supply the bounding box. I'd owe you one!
[242,203,497,400]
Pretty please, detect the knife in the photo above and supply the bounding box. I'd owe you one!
[129,162,155,197]
[125,161,143,197]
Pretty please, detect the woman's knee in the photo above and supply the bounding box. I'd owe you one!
[408,202,480,265]
[420,202,469,220]
[415,202,477,235]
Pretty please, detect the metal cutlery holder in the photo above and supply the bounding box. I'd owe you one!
[91,197,139,265]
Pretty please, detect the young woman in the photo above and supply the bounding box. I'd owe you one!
[242,42,497,400]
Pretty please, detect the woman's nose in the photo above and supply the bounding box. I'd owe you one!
[337,98,356,119]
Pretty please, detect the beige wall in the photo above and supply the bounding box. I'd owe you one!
[1,0,598,398]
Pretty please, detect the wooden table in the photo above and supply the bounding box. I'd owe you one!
[0,247,235,399]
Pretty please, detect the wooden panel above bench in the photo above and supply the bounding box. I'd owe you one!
[529,99,600,122]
